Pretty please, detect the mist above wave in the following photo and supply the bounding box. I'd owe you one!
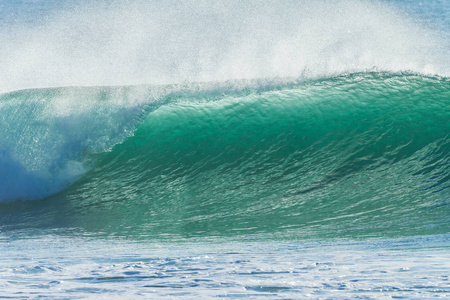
[0,0,448,93]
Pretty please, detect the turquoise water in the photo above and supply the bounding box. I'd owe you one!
[1,0,449,298]
[2,73,449,239]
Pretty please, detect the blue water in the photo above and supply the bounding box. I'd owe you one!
[0,0,449,298]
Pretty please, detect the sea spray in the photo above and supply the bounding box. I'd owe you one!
[0,86,154,201]
[0,0,448,93]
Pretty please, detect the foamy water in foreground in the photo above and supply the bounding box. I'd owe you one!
[1,233,449,299]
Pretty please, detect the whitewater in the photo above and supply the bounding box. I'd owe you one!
[0,0,449,298]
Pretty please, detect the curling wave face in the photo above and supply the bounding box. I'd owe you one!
[1,73,449,238]
[1,0,449,239]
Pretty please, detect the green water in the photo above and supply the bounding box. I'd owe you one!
[2,73,449,239]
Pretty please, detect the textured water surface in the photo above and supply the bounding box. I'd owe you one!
[1,234,449,299]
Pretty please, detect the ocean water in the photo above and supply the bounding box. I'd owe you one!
[0,0,449,298]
